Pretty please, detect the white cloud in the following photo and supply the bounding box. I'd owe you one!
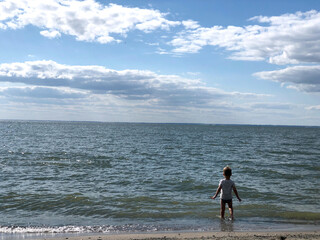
[2,1,318,68]
[40,30,61,39]
[182,20,200,29]
[254,65,320,92]
[186,72,200,76]
[0,0,180,43]
[306,105,320,110]
[250,102,294,110]
[0,61,316,125]
[0,86,86,99]
[169,10,320,65]
[0,60,266,108]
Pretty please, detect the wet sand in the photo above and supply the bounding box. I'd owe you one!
[39,231,320,240]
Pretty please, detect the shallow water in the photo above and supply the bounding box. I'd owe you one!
[0,121,319,236]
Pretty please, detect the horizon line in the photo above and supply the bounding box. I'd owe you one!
[0,118,319,128]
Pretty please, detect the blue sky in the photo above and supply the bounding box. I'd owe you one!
[0,0,320,125]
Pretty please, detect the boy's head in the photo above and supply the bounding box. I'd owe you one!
[223,166,232,177]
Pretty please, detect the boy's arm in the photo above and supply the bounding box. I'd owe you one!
[211,185,222,200]
[233,185,241,202]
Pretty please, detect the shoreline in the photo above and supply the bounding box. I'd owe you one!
[1,223,320,240]
[2,228,320,240]
[13,230,320,240]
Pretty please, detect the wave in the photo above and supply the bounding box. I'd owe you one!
[0,224,213,234]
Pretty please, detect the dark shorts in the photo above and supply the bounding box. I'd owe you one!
[221,199,232,204]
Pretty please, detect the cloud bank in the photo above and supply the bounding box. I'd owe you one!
[170,10,320,65]
[0,86,86,99]
[0,0,179,43]
[1,0,319,68]
[169,9,320,93]
[0,1,318,123]
[254,65,320,93]
[1,61,301,124]
[0,60,266,108]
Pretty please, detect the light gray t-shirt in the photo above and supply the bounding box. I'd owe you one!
[219,179,235,200]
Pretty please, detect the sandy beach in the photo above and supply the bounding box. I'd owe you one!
[36,231,320,240]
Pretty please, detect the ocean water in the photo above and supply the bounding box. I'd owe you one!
[0,121,319,238]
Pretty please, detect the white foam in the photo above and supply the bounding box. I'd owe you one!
[0,226,110,234]
[0,225,159,234]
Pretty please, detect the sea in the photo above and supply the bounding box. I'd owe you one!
[0,120,319,239]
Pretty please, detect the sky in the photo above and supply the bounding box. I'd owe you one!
[0,0,320,125]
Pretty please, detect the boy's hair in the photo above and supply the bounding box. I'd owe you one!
[223,166,232,177]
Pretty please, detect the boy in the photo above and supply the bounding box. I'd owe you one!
[211,166,241,220]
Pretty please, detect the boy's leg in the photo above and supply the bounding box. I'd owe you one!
[220,199,225,219]
[227,201,234,220]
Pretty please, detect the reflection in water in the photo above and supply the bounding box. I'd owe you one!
[220,218,234,232]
